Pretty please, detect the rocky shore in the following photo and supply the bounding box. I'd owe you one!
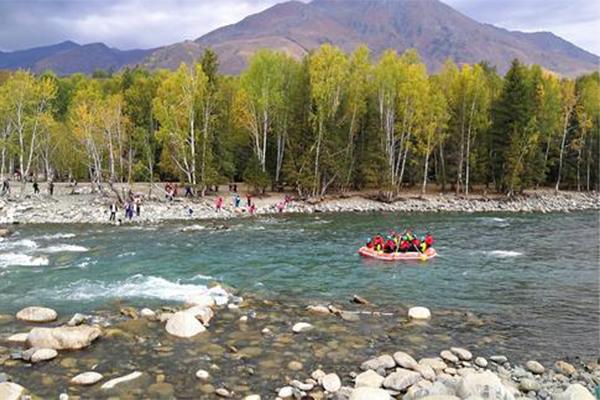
[0,287,598,399]
[0,185,598,225]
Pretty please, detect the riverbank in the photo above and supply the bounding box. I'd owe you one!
[0,288,598,399]
[0,183,598,225]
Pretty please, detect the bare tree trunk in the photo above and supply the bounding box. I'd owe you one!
[313,119,323,196]
[555,107,573,191]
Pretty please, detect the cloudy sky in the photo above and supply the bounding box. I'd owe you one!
[0,0,598,54]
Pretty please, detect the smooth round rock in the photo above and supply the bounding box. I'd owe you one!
[440,350,459,363]
[278,386,294,398]
[525,360,545,374]
[393,351,418,370]
[355,370,384,388]
[554,361,576,376]
[16,307,57,323]
[450,347,473,361]
[408,307,431,320]
[474,357,488,368]
[292,322,313,333]
[71,371,103,386]
[31,348,58,363]
[519,378,541,392]
[195,369,210,380]
[287,361,303,371]
[322,373,342,392]
[6,333,28,343]
[244,396,261,400]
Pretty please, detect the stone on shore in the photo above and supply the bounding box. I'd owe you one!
[322,373,342,392]
[408,307,431,320]
[244,395,261,400]
[16,306,57,323]
[165,312,206,338]
[101,371,143,390]
[195,369,210,380]
[355,370,384,388]
[393,351,418,370]
[0,382,25,400]
[292,322,313,333]
[456,371,515,400]
[554,384,595,400]
[382,368,421,391]
[419,358,447,371]
[71,372,103,385]
[30,348,57,363]
[278,386,294,398]
[6,333,29,344]
[490,355,508,364]
[27,325,101,350]
[349,387,392,400]
[306,305,331,315]
[414,364,436,380]
[518,378,541,392]
[525,360,545,374]
[361,354,396,371]
[474,357,488,368]
[440,350,459,363]
[450,347,472,361]
[554,361,576,376]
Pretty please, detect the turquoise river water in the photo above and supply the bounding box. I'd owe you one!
[0,211,598,363]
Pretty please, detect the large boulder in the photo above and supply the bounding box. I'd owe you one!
[382,368,421,391]
[165,311,206,338]
[349,387,392,400]
[456,371,515,400]
[27,325,101,350]
[554,384,595,400]
[0,382,25,400]
[16,306,57,323]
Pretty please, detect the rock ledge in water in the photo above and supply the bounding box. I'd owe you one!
[27,325,101,350]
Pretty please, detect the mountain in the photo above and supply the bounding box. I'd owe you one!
[141,0,599,76]
[1,0,597,77]
[0,41,151,75]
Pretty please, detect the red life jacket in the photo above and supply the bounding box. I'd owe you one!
[425,235,434,246]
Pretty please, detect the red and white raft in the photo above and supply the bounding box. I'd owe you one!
[358,246,437,261]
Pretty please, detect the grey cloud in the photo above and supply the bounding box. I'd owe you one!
[0,0,598,54]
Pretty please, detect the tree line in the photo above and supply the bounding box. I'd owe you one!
[0,45,598,197]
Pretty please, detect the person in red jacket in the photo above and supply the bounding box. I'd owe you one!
[424,233,434,249]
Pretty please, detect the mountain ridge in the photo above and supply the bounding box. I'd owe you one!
[0,0,597,76]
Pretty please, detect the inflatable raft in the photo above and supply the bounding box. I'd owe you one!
[358,246,437,261]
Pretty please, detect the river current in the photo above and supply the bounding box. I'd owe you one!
[0,211,598,362]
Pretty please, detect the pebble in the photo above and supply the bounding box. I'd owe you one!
[450,347,472,361]
[165,311,206,338]
[322,373,342,392]
[440,350,459,363]
[287,361,303,371]
[555,361,576,376]
[71,372,103,386]
[383,369,421,391]
[519,378,541,392]
[244,396,261,400]
[67,313,86,326]
[490,355,508,364]
[525,360,545,374]
[195,369,210,380]
[306,305,331,315]
[239,316,248,322]
[355,370,384,388]
[31,348,58,363]
[361,354,396,371]
[408,306,431,320]
[291,379,314,391]
[292,322,313,333]
[474,357,488,368]
[393,351,418,370]
[312,369,326,383]
[278,386,294,398]
[6,333,28,344]
[215,388,231,397]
